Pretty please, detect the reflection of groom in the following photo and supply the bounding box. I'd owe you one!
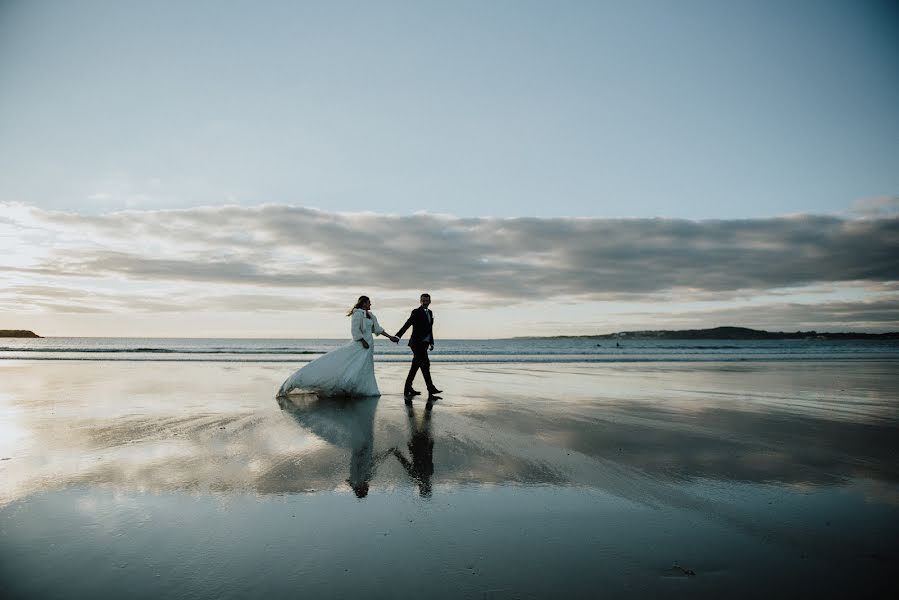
[393,402,435,497]
[395,293,442,399]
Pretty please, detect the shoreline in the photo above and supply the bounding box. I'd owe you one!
[2,355,899,363]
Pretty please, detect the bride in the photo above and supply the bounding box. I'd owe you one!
[278,296,398,397]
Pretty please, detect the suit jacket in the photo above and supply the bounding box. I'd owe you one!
[395,306,434,346]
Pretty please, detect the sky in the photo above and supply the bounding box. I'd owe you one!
[0,0,897,338]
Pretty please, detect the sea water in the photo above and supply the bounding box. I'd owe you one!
[1,336,898,363]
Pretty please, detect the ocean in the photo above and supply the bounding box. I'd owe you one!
[2,336,898,363]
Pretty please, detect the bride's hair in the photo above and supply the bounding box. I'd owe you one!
[346,295,370,316]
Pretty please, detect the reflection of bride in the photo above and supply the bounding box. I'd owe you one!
[277,393,391,498]
[278,296,398,397]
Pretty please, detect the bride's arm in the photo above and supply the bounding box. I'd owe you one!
[370,313,385,335]
[370,314,399,343]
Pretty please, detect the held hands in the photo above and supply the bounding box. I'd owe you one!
[390,335,399,344]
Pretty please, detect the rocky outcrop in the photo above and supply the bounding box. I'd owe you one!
[519,326,899,340]
[595,327,899,340]
[0,330,41,338]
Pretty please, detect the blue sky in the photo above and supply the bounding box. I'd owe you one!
[0,1,896,336]
[1,0,896,217]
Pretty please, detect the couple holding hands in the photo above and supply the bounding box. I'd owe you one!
[278,293,442,401]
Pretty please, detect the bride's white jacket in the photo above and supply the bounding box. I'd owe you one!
[352,308,385,344]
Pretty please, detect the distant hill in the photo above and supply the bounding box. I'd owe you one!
[0,330,41,338]
[519,326,899,340]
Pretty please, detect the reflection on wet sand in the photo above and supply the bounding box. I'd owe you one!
[464,400,899,488]
[1,361,897,506]
[276,393,438,498]
[393,401,435,497]
[277,393,393,498]
[2,361,898,598]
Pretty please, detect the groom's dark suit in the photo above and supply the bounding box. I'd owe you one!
[395,306,437,393]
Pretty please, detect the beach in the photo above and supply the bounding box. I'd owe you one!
[2,357,898,598]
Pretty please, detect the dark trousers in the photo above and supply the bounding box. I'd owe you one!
[405,341,435,392]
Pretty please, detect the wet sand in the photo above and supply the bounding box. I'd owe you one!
[1,360,898,598]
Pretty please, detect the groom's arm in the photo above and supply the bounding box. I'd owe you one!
[431,312,435,347]
[392,448,414,476]
[395,311,415,338]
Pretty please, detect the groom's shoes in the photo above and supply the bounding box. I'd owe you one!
[428,388,443,394]
[404,388,422,396]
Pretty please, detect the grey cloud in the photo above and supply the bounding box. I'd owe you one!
[1,285,188,313]
[200,294,336,313]
[2,284,338,314]
[850,196,899,219]
[11,204,899,299]
[620,298,899,332]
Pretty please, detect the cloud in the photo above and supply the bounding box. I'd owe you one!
[849,196,899,219]
[2,202,898,308]
[0,284,340,315]
[613,297,899,332]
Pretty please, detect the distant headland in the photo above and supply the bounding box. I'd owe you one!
[0,330,41,338]
[519,326,899,340]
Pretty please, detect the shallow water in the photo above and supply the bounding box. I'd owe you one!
[1,360,897,598]
[2,336,898,362]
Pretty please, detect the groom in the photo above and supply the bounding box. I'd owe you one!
[395,293,442,399]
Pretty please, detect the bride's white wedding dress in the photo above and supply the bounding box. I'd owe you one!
[278,308,385,397]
